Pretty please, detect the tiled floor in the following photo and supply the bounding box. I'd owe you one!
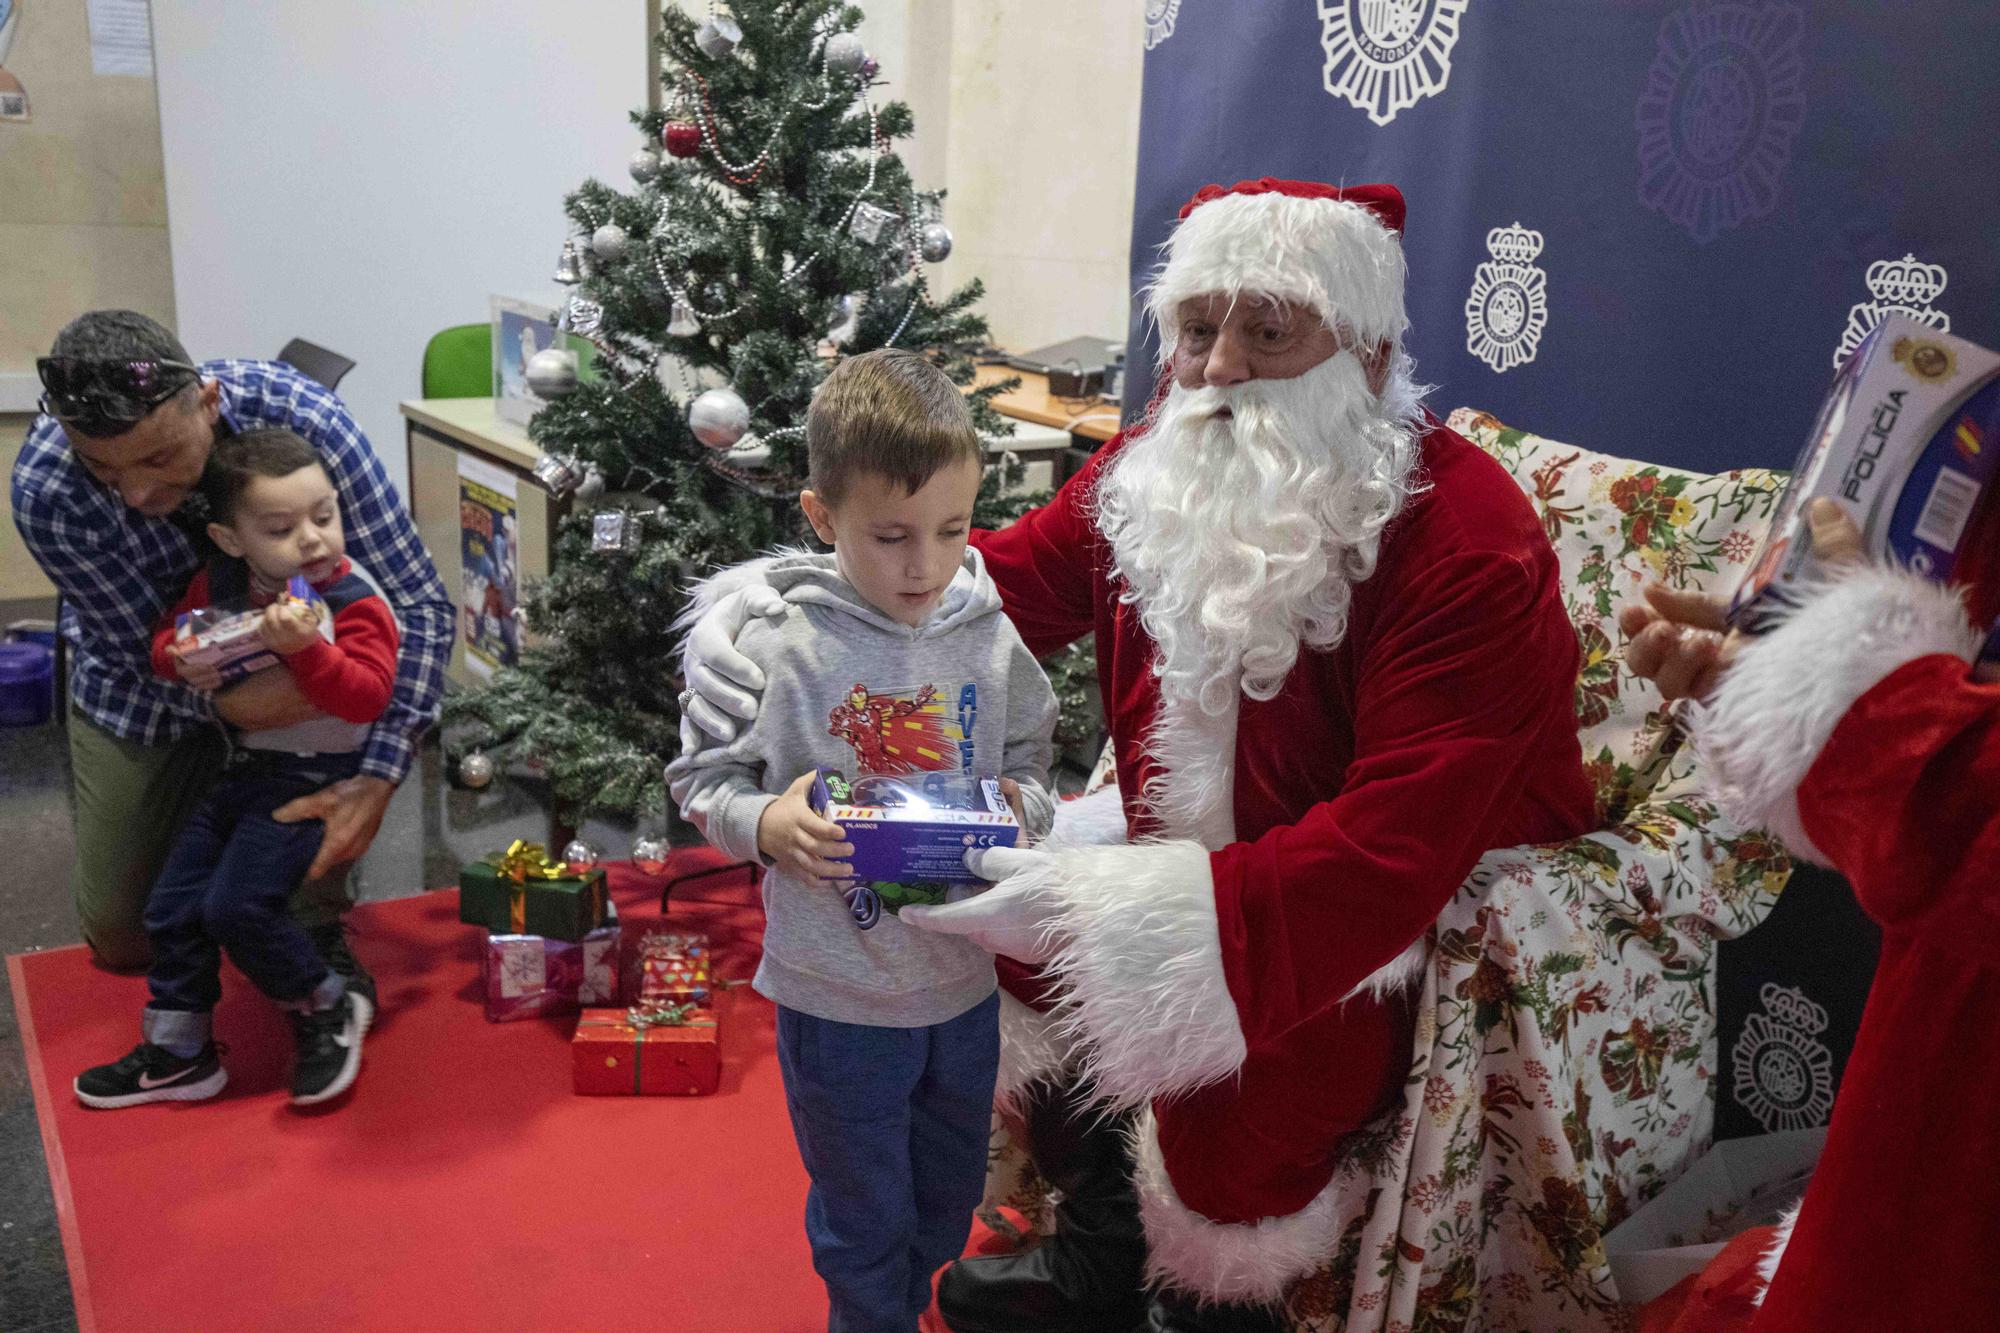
[0,715,658,1333]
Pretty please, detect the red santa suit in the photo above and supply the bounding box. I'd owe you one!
[960,180,1597,1304]
[1667,567,2000,1329]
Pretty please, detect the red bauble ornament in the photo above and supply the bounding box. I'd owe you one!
[662,120,701,158]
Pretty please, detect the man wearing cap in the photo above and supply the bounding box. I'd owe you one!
[11,310,453,988]
[680,181,1595,1330]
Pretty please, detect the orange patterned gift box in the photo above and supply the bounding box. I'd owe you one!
[571,1006,720,1096]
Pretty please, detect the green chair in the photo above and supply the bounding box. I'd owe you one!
[422,323,491,399]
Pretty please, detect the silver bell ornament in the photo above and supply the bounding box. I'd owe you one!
[721,433,772,470]
[631,836,671,875]
[666,297,701,338]
[532,451,586,498]
[590,223,630,262]
[695,14,742,58]
[553,238,586,285]
[919,221,954,263]
[457,751,494,789]
[687,386,750,450]
[561,839,604,872]
[824,31,868,77]
[525,347,580,398]
[628,147,662,183]
[825,292,864,347]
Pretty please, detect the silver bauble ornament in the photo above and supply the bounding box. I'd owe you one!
[628,148,661,183]
[919,221,953,263]
[525,347,579,398]
[703,280,730,309]
[824,32,868,76]
[687,387,750,449]
[695,14,742,58]
[825,292,864,347]
[590,223,630,262]
[859,54,880,80]
[631,836,671,875]
[457,751,494,789]
[561,839,603,872]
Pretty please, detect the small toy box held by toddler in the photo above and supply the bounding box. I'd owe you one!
[171,575,329,682]
[1730,311,2000,661]
[809,769,1019,930]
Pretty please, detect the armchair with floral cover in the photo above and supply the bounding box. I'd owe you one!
[976,408,1796,1332]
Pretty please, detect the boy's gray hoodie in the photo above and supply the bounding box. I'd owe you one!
[667,548,1057,1028]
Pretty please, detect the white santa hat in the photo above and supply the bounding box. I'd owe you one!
[1145,177,1410,358]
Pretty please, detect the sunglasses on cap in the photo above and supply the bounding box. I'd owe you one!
[35,356,202,436]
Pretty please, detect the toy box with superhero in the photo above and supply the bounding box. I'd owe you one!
[808,769,1019,930]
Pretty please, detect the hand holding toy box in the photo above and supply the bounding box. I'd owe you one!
[170,575,328,683]
[809,769,1020,930]
[1730,312,2000,663]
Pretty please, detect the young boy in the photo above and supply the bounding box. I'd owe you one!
[669,349,1058,1332]
[74,428,397,1109]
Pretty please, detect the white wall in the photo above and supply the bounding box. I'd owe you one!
[153,1,649,498]
[153,1,1145,499]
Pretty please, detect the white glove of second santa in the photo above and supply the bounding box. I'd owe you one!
[680,584,787,740]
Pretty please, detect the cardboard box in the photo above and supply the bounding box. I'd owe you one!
[808,769,1019,929]
[1603,1127,1825,1306]
[170,575,328,683]
[480,915,621,1022]
[572,1007,720,1096]
[1731,312,2000,661]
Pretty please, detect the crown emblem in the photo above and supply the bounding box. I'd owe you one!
[1485,222,1543,265]
[1866,253,1948,306]
[1758,981,1828,1035]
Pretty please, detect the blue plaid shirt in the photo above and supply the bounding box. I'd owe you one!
[10,360,452,784]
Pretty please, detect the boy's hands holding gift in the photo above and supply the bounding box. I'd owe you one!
[758,770,856,882]
[258,599,323,656]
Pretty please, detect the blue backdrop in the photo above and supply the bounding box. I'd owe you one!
[1125,1,2000,478]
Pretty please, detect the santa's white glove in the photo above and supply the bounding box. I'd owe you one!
[681,585,787,741]
[900,846,1061,965]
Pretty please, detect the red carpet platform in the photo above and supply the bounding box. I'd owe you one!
[9,850,860,1333]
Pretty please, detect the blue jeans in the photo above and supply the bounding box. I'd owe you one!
[776,993,1001,1333]
[144,749,359,1014]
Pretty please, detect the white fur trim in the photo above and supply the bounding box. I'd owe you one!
[1127,1107,1353,1305]
[1753,1202,1803,1307]
[995,990,1075,1110]
[1692,568,1979,865]
[1146,192,1408,357]
[1345,934,1432,1003]
[1023,840,1247,1108]
[1047,783,1131,848]
[1142,689,1239,851]
[670,547,804,646]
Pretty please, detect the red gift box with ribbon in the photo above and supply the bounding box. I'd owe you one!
[572,1005,720,1096]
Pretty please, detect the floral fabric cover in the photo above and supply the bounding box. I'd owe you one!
[977,409,1796,1330]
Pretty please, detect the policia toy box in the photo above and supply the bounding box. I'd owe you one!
[1731,312,2000,662]
[171,575,328,682]
[809,769,1019,930]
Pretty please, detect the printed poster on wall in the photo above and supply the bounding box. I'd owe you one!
[457,454,519,680]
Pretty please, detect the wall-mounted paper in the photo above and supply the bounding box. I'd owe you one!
[85,0,151,77]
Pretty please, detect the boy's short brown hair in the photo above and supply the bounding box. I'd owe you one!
[201,428,329,523]
[807,349,983,506]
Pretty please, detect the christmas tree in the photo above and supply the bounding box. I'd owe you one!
[445,1,1096,822]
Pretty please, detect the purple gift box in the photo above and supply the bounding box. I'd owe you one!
[480,915,622,1022]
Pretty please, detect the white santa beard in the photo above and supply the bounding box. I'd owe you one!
[1098,348,1424,719]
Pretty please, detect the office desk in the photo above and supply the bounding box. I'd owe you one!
[974,364,1123,445]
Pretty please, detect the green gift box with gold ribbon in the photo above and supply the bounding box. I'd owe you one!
[458,840,609,942]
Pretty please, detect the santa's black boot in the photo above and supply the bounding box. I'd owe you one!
[935,1077,1150,1333]
[1144,1287,1289,1333]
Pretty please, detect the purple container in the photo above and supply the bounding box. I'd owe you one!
[0,642,54,726]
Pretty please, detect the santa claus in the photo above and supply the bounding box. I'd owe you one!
[682,178,1597,1331]
[1621,500,2000,1332]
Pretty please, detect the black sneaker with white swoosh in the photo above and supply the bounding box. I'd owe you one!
[288,989,373,1105]
[74,1042,228,1109]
